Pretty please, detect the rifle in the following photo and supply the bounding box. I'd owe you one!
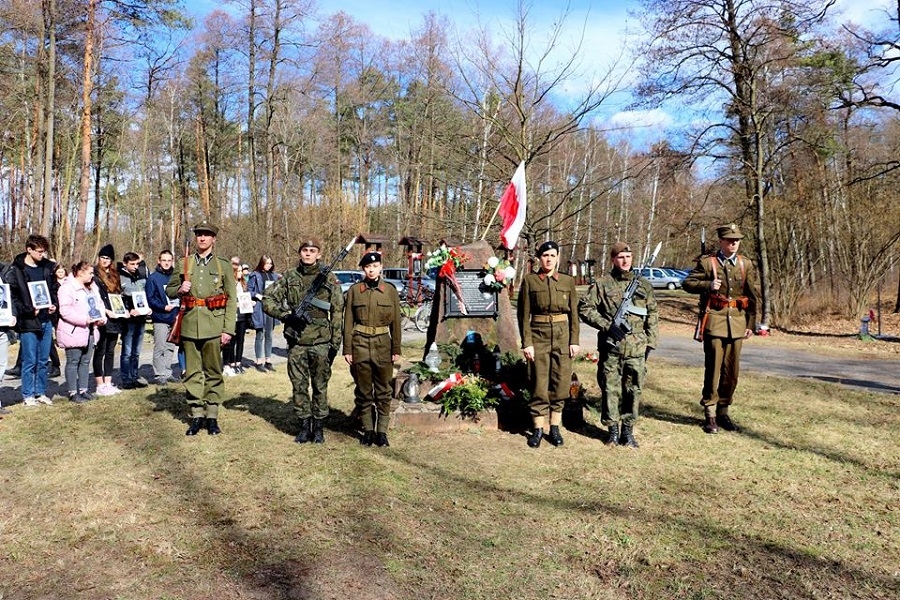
[693,228,710,342]
[291,236,357,328]
[606,242,662,349]
[166,238,190,345]
[700,227,707,257]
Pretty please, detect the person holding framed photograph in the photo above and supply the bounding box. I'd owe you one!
[0,268,16,416]
[57,261,107,402]
[6,234,58,406]
[93,244,124,396]
[118,251,149,389]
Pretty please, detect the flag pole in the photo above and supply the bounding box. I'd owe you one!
[480,201,502,241]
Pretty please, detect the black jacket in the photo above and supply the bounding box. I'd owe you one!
[7,252,58,333]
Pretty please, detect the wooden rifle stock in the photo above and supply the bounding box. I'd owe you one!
[166,240,191,344]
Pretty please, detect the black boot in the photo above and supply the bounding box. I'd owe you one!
[527,427,544,448]
[605,423,619,446]
[206,418,221,435]
[717,414,740,432]
[620,422,639,448]
[295,417,312,443]
[186,417,205,436]
[375,432,390,447]
[360,430,375,446]
[312,419,325,444]
[703,416,719,434]
[547,425,564,447]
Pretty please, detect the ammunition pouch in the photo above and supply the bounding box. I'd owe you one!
[182,293,228,310]
[708,294,749,311]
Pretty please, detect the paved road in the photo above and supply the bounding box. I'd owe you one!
[3,320,898,404]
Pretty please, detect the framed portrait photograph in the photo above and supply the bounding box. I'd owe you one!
[131,291,152,315]
[167,297,180,308]
[237,291,254,314]
[27,281,53,310]
[87,295,103,321]
[0,283,13,327]
[108,294,128,318]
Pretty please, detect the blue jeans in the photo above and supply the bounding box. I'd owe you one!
[120,319,145,384]
[254,314,275,361]
[20,320,53,399]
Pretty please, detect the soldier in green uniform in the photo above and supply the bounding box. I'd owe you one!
[262,238,344,444]
[342,252,401,447]
[517,240,580,448]
[683,223,760,434]
[166,222,237,436]
[579,242,659,448]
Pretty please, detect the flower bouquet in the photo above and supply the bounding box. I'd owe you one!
[480,256,516,292]
[426,245,470,314]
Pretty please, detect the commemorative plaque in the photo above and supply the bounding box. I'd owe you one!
[443,270,498,318]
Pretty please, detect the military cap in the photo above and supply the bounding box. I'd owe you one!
[609,241,632,257]
[358,251,382,267]
[193,221,219,236]
[298,237,322,251]
[716,223,744,240]
[536,240,560,255]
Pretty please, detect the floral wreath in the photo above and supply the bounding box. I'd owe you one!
[425,245,470,314]
[481,256,516,292]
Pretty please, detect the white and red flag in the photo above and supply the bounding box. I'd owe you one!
[499,161,527,249]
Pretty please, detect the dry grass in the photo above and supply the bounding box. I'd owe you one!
[1,338,898,600]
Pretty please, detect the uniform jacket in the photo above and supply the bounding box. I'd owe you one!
[578,268,659,358]
[165,253,237,339]
[6,252,58,333]
[247,269,281,329]
[342,278,401,355]
[516,271,580,349]
[56,275,106,348]
[262,262,344,348]
[683,253,760,339]
[146,265,176,325]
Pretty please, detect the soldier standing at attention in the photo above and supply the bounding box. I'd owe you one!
[683,223,760,434]
[578,242,658,448]
[166,222,237,436]
[343,252,401,447]
[517,240,580,448]
[263,238,344,444]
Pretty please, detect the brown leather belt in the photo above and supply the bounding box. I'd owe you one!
[183,294,228,309]
[531,314,568,323]
[354,324,390,335]
[709,295,749,310]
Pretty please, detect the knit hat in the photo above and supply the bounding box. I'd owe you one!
[99,244,115,260]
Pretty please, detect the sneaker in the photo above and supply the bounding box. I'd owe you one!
[6,367,21,378]
[23,396,39,407]
[107,384,122,394]
[35,394,53,405]
[155,378,169,388]
[69,393,90,404]
[134,379,149,388]
[48,366,61,378]
[95,384,116,397]
[167,375,182,383]
[223,366,236,377]
[79,390,95,401]
[254,364,266,373]
[265,363,276,372]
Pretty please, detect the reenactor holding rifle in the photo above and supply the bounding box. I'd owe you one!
[166,222,237,436]
[683,223,760,434]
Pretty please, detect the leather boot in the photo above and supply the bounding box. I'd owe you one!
[295,417,312,444]
[716,409,739,432]
[186,417,205,436]
[547,425,564,447]
[375,432,390,447]
[206,418,221,435]
[703,416,719,434]
[312,419,325,444]
[620,422,639,448]
[605,423,619,446]
[527,428,544,448]
[360,430,375,446]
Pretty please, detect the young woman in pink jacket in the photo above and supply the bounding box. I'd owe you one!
[57,261,107,402]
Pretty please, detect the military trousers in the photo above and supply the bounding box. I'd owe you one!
[287,342,332,420]
[597,351,645,426]
[349,332,393,433]
[528,322,572,419]
[182,336,224,418]
[701,336,742,407]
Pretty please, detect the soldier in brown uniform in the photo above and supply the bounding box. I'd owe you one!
[166,222,237,436]
[343,252,401,447]
[682,223,760,434]
[517,240,580,448]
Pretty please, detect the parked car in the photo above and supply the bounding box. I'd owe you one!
[661,267,689,280]
[637,267,683,290]
[332,270,363,293]
[381,268,437,294]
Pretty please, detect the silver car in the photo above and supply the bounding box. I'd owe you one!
[637,267,683,290]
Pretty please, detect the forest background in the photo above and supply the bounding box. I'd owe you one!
[1,0,899,329]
